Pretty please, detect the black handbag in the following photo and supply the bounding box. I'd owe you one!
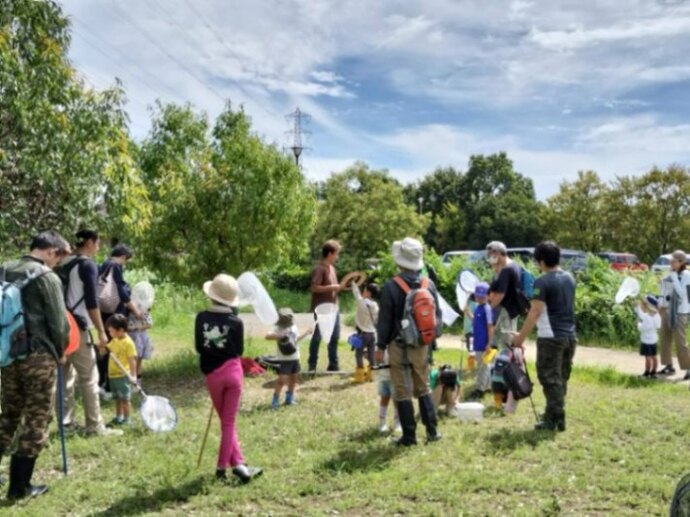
[503,360,533,400]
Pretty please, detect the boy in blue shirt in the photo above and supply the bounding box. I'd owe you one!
[469,282,495,399]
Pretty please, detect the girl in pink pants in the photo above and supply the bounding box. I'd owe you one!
[196,274,262,483]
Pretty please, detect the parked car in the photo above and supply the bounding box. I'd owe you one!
[597,252,648,272]
[651,254,690,273]
[560,249,588,273]
[441,250,485,267]
[506,247,535,263]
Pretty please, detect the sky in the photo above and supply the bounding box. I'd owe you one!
[61,0,690,199]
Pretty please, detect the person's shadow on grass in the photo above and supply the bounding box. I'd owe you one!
[483,427,556,454]
[319,443,405,474]
[90,475,207,517]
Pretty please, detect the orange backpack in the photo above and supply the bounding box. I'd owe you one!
[393,276,439,347]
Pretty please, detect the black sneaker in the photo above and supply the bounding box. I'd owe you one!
[426,432,442,444]
[232,465,263,484]
[642,371,650,378]
[683,371,690,380]
[658,365,676,375]
[535,420,565,432]
[326,364,340,372]
[393,436,417,447]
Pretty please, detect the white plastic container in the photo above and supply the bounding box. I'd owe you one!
[455,402,485,423]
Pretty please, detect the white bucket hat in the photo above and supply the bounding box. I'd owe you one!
[203,274,239,307]
[392,237,424,271]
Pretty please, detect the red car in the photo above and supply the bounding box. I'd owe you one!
[597,252,648,272]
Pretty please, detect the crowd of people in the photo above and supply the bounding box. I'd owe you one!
[6,227,688,499]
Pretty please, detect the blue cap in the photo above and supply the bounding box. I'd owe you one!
[474,282,489,297]
[646,294,659,308]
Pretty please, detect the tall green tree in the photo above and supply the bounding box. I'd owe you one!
[542,171,609,252]
[137,102,316,283]
[604,166,690,263]
[313,162,428,268]
[404,167,464,252]
[459,153,542,248]
[0,0,149,252]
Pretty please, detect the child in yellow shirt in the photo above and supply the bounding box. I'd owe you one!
[105,314,138,426]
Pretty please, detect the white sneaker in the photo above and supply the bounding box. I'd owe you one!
[379,422,389,433]
[89,425,123,437]
[393,422,402,434]
[99,387,113,401]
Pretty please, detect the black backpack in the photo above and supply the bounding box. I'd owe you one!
[670,472,690,516]
[503,357,533,400]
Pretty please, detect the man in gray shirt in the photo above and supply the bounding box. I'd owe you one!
[512,241,576,432]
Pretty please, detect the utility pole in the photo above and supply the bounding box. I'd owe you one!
[285,107,311,168]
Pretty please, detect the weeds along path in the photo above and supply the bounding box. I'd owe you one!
[240,312,688,383]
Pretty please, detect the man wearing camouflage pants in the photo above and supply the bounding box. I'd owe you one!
[0,231,70,500]
[512,241,577,432]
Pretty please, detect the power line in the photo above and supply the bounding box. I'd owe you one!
[70,19,182,99]
[175,0,282,119]
[107,0,228,104]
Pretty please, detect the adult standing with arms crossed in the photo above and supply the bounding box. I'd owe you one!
[657,250,690,378]
[308,240,342,372]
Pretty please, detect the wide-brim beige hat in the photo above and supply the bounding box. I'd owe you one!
[203,273,239,307]
[392,237,424,271]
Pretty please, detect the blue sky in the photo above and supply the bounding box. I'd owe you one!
[61,0,690,198]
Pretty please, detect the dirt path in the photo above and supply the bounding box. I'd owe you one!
[240,312,689,382]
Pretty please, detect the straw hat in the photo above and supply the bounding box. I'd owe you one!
[392,237,424,271]
[203,274,239,307]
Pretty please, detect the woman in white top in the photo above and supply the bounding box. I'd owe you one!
[659,250,690,378]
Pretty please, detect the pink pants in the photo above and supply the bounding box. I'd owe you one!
[205,358,245,469]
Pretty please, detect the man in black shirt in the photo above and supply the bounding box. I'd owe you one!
[486,241,522,347]
[512,241,577,432]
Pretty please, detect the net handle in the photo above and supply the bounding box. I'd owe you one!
[108,352,148,399]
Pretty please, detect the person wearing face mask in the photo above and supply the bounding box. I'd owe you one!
[485,241,522,347]
[659,250,690,380]
[511,241,576,432]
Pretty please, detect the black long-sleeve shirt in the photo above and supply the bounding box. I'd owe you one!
[376,270,443,350]
[194,307,244,375]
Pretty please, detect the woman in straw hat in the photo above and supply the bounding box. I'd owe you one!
[195,274,262,483]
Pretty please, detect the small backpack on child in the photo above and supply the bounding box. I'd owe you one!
[393,276,440,347]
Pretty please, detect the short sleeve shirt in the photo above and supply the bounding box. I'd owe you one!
[310,262,338,311]
[108,335,137,378]
[533,270,576,338]
[494,262,522,319]
[472,303,494,352]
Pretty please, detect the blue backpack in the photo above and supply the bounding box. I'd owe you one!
[0,266,49,367]
[520,267,535,299]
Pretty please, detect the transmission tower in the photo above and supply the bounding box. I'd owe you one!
[285,107,311,167]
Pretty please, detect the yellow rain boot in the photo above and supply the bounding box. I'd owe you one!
[467,354,476,370]
[351,367,366,384]
[364,365,374,382]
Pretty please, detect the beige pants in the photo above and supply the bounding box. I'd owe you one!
[495,310,518,347]
[389,343,431,402]
[659,308,690,369]
[61,330,104,431]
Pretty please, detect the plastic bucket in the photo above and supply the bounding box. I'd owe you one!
[455,402,484,423]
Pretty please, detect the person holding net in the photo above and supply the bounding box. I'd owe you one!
[195,273,262,484]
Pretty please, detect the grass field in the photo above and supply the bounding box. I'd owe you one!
[2,307,687,516]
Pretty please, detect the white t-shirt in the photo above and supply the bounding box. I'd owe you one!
[635,307,661,345]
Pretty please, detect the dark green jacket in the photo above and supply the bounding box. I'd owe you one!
[2,256,68,359]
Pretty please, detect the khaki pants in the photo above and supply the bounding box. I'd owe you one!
[495,310,518,348]
[389,343,431,402]
[659,309,690,369]
[61,330,104,431]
